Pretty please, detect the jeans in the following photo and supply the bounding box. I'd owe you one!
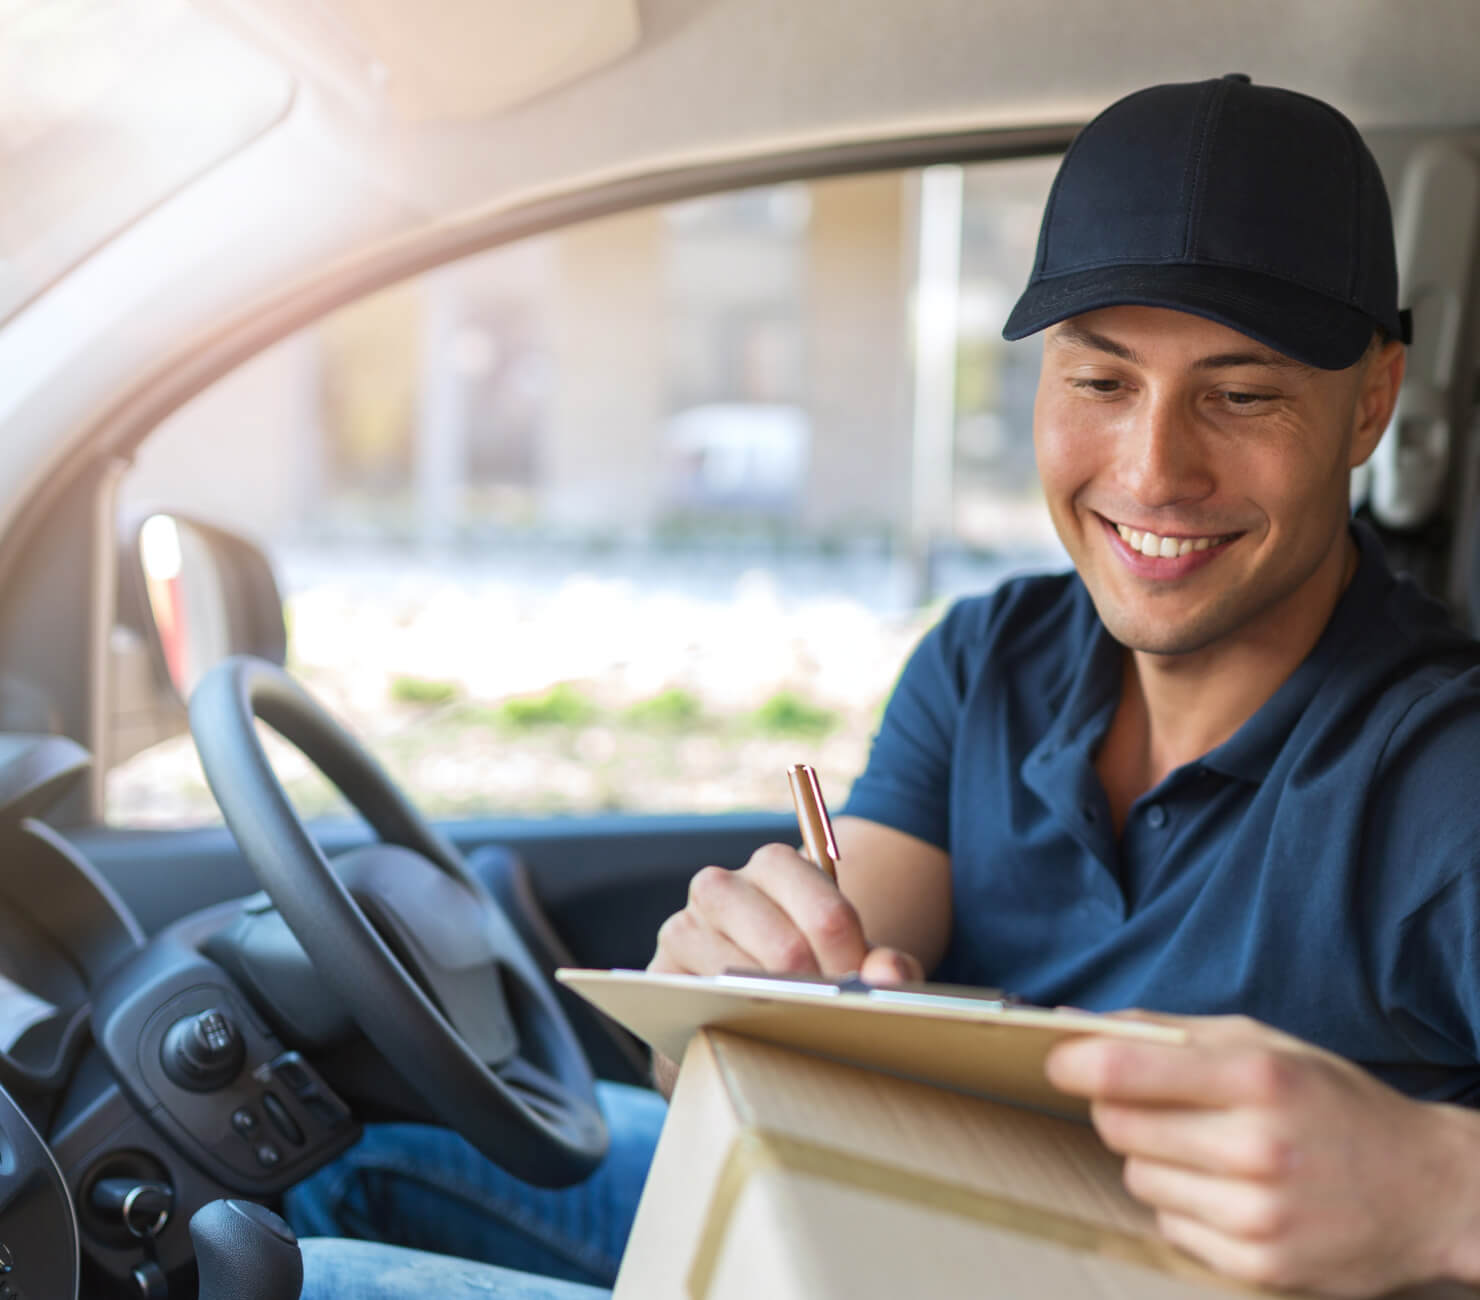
[297,1240,613,1300]
[287,1081,665,1297]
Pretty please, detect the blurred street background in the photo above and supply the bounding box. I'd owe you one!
[110,159,1064,824]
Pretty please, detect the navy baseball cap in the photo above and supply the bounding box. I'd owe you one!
[1003,74,1411,369]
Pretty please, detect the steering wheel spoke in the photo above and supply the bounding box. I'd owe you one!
[189,656,608,1187]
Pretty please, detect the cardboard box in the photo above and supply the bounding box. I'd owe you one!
[615,1030,1477,1300]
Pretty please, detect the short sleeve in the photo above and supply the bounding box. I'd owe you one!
[840,603,971,849]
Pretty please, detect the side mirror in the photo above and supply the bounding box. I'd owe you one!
[111,514,286,766]
[128,514,286,696]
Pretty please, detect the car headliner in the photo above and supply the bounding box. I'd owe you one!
[3,0,1479,546]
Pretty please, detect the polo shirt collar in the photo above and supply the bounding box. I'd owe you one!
[1020,597,1122,869]
[1197,522,1393,783]
[1023,523,1395,790]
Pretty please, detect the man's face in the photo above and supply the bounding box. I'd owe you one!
[1033,306,1396,658]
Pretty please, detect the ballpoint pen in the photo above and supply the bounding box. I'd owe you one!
[787,762,840,884]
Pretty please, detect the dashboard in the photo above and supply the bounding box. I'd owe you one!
[0,734,355,1296]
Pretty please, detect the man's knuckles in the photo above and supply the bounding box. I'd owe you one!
[767,930,820,974]
[1228,1048,1303,1109]
[1087,1101,1142,1154]
[799,893,861,949]
[655,908,696,954]
[747,841,805,875]
[687,863,735,911]
[1226,1125,1297,1181]
[1055,1039,1150,1097]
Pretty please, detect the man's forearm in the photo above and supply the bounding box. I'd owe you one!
[1424,1102,1480,1286]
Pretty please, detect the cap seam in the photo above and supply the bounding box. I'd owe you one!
[1182,79,1227,258]
[1303,96,1365,302]
[1037,87,1165,277]
[1034,142,1075,277]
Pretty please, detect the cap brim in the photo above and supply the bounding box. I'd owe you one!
[1002,263,1379,369]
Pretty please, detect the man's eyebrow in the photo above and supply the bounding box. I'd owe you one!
[1192,349,1312,374]
[1051,322,1313,375]
[1050,323,1143,363]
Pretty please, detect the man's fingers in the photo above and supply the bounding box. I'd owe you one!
[739,844,869,972]
[655,842,866,980]
[686,861,825,974]
[1046,1036,1304,1110]
[1121,1156,1293,1242]
[1107,1011,1317,1060]
[860,946,923,984]
[1091,1102,1294,1180]
[653,905,770,976]
[1153,1209,1300,1293]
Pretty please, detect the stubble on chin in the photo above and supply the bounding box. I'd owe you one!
[1084,569,1249,659]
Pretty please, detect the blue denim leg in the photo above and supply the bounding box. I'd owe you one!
[283,1081,666,1287]
[298,1238,612,1300]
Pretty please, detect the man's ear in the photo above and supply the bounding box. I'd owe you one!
[1349,340,1406,468]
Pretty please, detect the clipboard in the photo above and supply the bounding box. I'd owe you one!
[557,968,1186,1119]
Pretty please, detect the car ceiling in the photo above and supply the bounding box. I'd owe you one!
[214,0,1480,218]
[4,0,1480,543]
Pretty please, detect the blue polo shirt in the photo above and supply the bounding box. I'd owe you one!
[843,524,1480,1103]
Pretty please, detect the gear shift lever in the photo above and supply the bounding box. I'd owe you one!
[190,1199,303,1300]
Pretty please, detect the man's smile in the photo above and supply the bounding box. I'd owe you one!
[1097,514,1243,575]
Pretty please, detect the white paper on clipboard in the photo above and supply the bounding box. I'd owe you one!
[557,968,1185,1120]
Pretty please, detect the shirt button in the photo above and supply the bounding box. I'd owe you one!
[1146,804,1167,829]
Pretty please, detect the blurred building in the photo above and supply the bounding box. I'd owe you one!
[125,161,1056,555]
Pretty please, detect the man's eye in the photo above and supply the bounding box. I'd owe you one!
[1218,390,1272,407]
[1070,378,1122,394]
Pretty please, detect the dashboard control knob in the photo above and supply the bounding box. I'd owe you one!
[161,1008,245,1091]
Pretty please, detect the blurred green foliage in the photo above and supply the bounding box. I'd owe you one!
[497,683,599,729]
[389,675,460,705]
[748,690,837,738]
[622,687,703,730]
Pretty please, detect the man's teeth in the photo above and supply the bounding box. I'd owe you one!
[1114,523,1229,558]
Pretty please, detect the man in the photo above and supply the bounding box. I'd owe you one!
[296,76,1480,1298]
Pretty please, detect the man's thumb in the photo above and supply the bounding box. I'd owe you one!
[859,946,924,985]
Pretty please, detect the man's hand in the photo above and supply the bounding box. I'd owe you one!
[646,842,923,1094]
[1045,1014,1480,1297]
[648,842,923,982]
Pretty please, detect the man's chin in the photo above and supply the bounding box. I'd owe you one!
[1093,603,1237,658]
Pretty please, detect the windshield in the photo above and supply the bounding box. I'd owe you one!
[0,0,292,326]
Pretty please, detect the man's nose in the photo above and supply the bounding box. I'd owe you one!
[1117,390,1214,507]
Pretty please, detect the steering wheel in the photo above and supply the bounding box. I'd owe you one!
[188,655,608,1187]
